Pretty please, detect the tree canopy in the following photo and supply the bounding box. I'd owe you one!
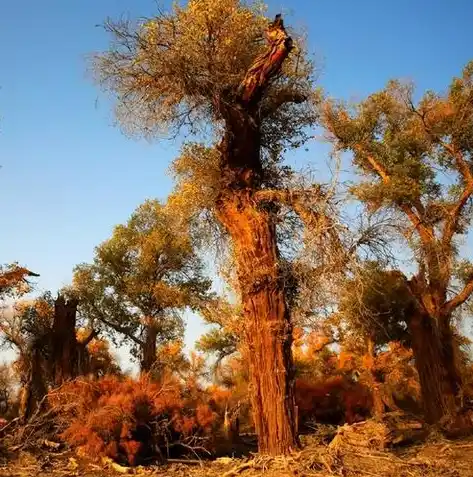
[72,199,211,368]
[94,0,318,153]
[322,63,473,316]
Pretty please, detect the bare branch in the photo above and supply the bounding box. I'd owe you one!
[88,304,143,347]
[444,277,473,315]
[254,186,346,263]
[260,89,307,117]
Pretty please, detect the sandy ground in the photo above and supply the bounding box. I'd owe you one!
[2,435,473,477]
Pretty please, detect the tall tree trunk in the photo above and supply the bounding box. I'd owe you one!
[216,191,298,455]
[212,14,298,454]
[52,296,80,385]
[408,312,458,423]
[141,325,158,373]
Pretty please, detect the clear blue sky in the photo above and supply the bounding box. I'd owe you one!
[1,0,472,359]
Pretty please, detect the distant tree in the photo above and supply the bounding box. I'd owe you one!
[323,62,473,423]
[196,297,242,368]
[1,293,100,420]
[336,261,412,350]
[72,199,210,374]
[333,261,413,416]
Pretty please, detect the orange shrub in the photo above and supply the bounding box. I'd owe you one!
[295,376,372,429]
[48,374,217,465]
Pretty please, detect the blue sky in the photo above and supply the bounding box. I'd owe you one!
[1,0,473,363]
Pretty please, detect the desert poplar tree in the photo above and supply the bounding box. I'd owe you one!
[72,200,210,374]
[92,0,337,453]
[322,63,473,423]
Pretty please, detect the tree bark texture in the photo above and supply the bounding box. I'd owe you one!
[213,15,298,455]
[408,312,459,423]
[216,193,298,454]
[52,295,80,385]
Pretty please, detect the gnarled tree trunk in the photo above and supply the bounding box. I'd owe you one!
[216,192,298,454]
[408,312,459,423]
[52,295,80,385]
[213,15,298,455]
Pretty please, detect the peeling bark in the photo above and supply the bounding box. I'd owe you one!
[213,15,298,454]
[216,193,298,454]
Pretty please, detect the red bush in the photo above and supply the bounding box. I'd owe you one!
[295,376,372,428]
[48,374,217,465]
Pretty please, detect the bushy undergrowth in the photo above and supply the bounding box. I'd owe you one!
[296,376,372,429]
[48,374,219,465]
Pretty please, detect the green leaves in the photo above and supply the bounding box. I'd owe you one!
[72,199,211,352]
[323,63,473,217]
[323,63,473,316]
[94,1,317,161]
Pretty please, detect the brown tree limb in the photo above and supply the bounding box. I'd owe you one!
[354,145,436,246]
[323,106,436,248]
[260,89,307,117]
[442,146,473,251]
[408,100,473,255]
[238,15,294,106]
[87,303,143,347]
[443,277,473,315]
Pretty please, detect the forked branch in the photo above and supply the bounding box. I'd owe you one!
[442,145,473,251]
[353,145,436,247]
[444,277,473,315]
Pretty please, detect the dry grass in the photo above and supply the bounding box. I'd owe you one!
[2,435,473,477]
[1,412,472,476]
